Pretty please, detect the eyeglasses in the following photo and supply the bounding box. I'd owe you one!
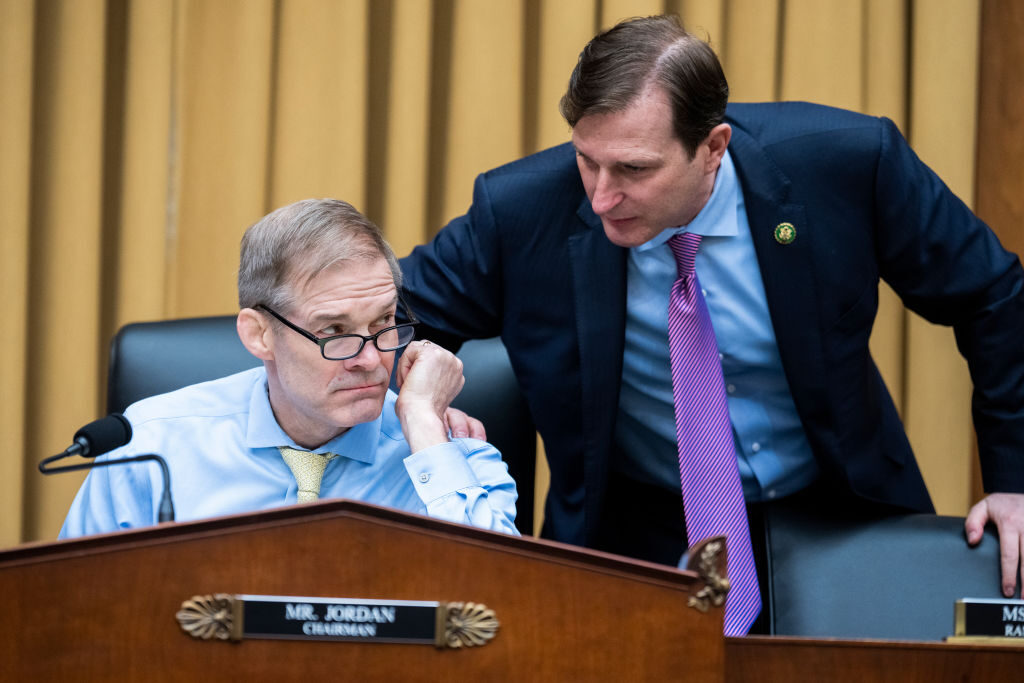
[255,299,419,361]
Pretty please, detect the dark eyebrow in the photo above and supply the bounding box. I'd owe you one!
[572,146,659,168]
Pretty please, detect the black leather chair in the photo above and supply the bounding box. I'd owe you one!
[107,316,260,414]
[106,316,536,534]
[763,497,1003,640]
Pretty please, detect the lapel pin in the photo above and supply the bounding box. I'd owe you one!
[774,222,796,245]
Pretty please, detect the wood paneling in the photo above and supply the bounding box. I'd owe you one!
[976,0,1024,261]
[971,0,1024,503]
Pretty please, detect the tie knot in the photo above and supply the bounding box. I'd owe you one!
[668,232,702,277]
[279,447,337,503]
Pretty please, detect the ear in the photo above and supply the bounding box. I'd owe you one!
[703,123,732,172]
[237,308,275,361]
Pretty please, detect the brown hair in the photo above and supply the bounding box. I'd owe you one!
[559,15,729,158]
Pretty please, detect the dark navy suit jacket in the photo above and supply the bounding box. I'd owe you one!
[400,102,1024,548]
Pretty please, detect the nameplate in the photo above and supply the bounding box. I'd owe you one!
[176,593,499,648]
[949,598,1024,643]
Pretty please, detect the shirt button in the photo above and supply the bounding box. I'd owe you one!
[767,489,777,499]
[418,473,430,483]
[726,384,736,394]
[701,288,708,297]
[751,442,761,452]
[719,352,724,360]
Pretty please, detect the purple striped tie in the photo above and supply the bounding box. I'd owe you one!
[667,232,760,636]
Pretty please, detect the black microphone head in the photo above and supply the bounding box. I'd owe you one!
[73,414,133,458]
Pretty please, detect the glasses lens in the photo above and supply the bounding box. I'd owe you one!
[319,325,417,360]
[322,336,364,360]
[376,325,416,351]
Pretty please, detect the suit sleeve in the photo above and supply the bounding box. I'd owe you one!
[873,117,1024,492]
[399,174,506,350]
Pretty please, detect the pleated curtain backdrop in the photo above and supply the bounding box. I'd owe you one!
[0,0,992,544]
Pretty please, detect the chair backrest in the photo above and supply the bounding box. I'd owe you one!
[107,316,260,415]
[764,499,1002,640]
[106,316,536,534]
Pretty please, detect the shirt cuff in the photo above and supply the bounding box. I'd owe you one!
[403,440,480,504]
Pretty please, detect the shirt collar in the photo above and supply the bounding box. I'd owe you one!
[635,149,739,253]
[245,370,380,464]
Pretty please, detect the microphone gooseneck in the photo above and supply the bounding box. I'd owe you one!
[39,415,175,523]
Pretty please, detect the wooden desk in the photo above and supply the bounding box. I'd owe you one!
[727,635,1023,682]
[0,500,725,682]
[4,500,1021,681]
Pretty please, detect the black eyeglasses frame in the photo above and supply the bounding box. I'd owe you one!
[255,297,419,361]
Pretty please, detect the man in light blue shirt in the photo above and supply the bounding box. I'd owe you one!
[60,199,518,538]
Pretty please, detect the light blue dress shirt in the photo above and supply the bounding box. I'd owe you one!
[616,150,818,502]
[59,367,519,538]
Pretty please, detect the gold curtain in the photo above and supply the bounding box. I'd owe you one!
[0,0,986,545]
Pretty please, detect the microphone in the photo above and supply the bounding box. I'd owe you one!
[40,415,175,523]
[61,414,133,458]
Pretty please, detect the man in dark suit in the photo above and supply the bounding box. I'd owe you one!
[398,15,1024,627]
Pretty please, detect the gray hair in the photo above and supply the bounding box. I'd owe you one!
[238,198,402,313]
[559,15,729,158]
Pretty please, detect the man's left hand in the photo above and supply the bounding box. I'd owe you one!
[965,492,1024,597]
[444,407,487,440]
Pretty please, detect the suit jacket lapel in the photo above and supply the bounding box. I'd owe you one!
[728,128,832,439]
[569,199,626,542]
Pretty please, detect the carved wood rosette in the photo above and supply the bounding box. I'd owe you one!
[435,601,500,648]
[176,593,242,641]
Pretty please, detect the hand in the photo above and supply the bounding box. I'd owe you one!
[394,340,465,452]
[965,492,1024,597]
[444,406,487,440]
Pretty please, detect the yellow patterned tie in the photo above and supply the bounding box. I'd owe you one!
[278,447,337,503]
